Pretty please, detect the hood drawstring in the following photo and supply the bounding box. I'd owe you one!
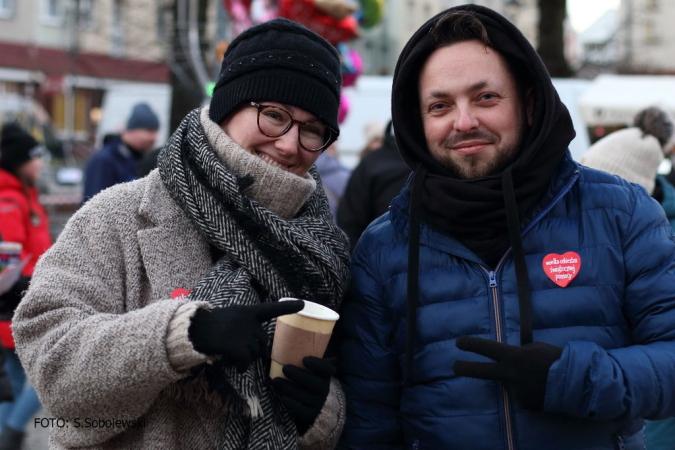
[502,167,534,345]
[404,165,536,388]
[405,165,427,387]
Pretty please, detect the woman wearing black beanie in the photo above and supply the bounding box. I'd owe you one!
[11,18,349,450]
[0,123,50,450]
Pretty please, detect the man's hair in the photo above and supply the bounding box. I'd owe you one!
[429,10,532,101]
[430,11,491,48]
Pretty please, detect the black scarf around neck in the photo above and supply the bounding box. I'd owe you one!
[157,109,350,449]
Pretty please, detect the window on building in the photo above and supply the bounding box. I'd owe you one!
[157,4,172,40]
[644,20,659,44]
[0,0,15,19]
[645,0,658,11]
[41,0,64,26]
[50,90,92,137]
[112,0,124,56]
[78,0,95,29]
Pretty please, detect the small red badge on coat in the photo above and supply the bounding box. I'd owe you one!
[171,288,191,300]
[542,252,581,288]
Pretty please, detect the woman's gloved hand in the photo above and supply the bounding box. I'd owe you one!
[271,356,335,435]
[188,300,304,373]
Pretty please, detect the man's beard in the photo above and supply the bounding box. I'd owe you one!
[438,119,530,180]
[440,140,519,180]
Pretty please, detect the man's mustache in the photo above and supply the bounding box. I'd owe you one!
[442,130,496,148]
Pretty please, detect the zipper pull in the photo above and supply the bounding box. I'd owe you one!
[489,271,497,288]
[614,434,625,450]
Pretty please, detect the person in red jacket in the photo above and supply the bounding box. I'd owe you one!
[0,123,50,450]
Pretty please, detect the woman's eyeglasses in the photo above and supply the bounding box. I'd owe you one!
[250,102,337,152]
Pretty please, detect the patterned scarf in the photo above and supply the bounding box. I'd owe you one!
[157,108,350,449]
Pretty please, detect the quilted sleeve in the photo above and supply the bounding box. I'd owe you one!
[546,188,675,421]
[338,239,405,449]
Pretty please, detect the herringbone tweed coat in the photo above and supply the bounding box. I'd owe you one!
[12,170,345,449]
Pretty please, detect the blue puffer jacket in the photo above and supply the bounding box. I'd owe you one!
[339,157,675,450]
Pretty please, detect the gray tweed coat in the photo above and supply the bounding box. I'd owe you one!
[12,170,345,449]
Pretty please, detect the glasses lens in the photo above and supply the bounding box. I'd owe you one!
[299,123,330,151]
[258,106,291,137]
[257,105,332,151]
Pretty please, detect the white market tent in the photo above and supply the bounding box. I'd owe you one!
[578,74,675,127]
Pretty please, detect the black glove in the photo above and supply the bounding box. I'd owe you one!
[453,336,563,411]
[0,276,30,317]
[188,300,304,373]
[0,349,13,403]
[271,356,335,435]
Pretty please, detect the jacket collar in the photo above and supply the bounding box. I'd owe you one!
[0,168,23,191]
[137,170,211,298]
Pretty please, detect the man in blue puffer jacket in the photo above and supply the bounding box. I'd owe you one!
[338,5,675,450]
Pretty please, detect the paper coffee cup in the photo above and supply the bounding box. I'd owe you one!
[269,297,339,379]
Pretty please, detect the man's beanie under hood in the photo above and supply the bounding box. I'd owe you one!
[209,18,342,134]
[0,123,44,174]
[126,103,160,131]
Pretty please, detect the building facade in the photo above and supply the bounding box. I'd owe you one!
[616,0,675,74]
[353,0,539,76]
[0,0,171,147]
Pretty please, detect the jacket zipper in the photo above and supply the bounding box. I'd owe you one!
[477,169,579,450]
[482,266,515,450]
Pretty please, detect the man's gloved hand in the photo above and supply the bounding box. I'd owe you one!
[188,300,304,373]
[453,336,563,412]
[271,356,335,435]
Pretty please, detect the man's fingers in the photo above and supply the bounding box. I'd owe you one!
[455,336,510,361]
[254,300,305,322]
[453,360,507,382]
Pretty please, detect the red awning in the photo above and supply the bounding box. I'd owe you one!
[0,42,169,84]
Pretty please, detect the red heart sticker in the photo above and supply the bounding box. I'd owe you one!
[542,252,581,288]
[171,288,191,300]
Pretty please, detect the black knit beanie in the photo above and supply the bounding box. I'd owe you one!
[0,123,44,174]
[209,18,342,135]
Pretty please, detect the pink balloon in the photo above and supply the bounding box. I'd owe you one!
[339,94,350,124]
[342,49,363,87]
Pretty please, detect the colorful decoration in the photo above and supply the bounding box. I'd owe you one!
[357,0,383,29]
[278,0,359,45]
[339,44,363,88]
[314,0,358,20]
[224,0,253,37]
[223,0,278,37]
[338,93,350,124]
